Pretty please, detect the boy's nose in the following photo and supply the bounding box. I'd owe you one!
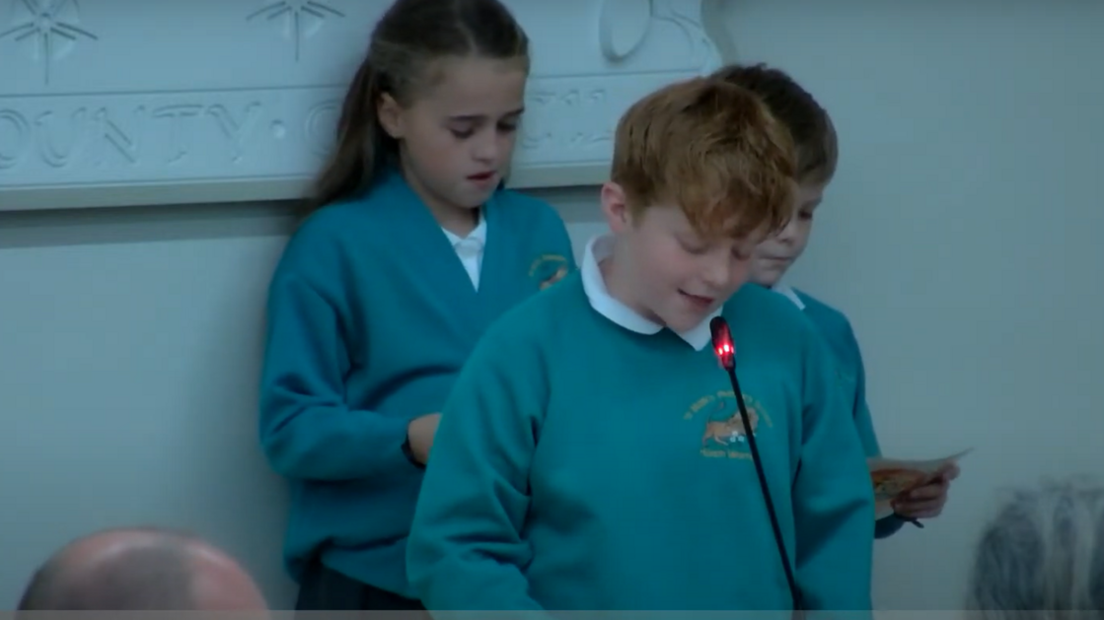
[773,220,799,245]
[704,261,749,292]
[702,259,732,290]
[472,134,501,163]
[473,144,497,162]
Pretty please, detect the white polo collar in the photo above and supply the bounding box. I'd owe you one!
[771,282,806,310]
[441,210,486,251]
[580,234,720,351]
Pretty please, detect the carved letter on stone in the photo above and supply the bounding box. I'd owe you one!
[0,0,728,211]
[0,109,31,170]
[153,105,204,165]
[93,106,143,166]
[35,108,87,168]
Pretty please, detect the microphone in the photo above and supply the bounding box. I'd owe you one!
[709,316,804,613]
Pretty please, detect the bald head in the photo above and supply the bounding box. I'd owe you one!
[17,527,268,612]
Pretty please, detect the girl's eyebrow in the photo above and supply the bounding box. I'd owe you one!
[448,107,525,122]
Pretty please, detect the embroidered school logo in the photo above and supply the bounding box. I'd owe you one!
[683,390,773,460]
[528,254,570,290]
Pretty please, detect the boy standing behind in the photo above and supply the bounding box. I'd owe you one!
[406,76,874,612]
[712,63,958,536]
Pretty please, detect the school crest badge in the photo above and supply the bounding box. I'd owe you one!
[684,390,773,460]
[528,253,570,290]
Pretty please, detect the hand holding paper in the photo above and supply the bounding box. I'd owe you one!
[893,464,959,519]
[868,449,970,521]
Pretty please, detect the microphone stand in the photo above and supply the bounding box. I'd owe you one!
[710,317,804,615]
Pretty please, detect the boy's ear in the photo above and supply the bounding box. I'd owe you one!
[377,93,405,139]
[600,182,632,233]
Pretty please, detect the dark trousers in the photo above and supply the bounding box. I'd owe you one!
[295,558,426,614]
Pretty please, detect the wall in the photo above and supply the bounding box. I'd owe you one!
[0,193,603,609]
[722,0,1104,610]
[2,1,1103,611]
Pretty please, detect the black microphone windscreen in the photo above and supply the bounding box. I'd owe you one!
[709,316,730,348]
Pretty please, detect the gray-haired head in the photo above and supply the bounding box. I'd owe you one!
[16,526,267,613]
[966,476,1104,618]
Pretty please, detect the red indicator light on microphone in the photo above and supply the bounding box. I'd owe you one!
[709,317,735,370]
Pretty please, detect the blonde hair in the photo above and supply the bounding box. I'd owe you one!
[966,476,1104,618]
[610,76,796,240]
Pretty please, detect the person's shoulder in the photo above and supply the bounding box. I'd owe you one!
[274,183,416,299]
[793,288,856,339]
[789,289,868,374]
[794,288,847,323]
[296,197,369,236]
[281,171,420,265]
[275,196,368,272]
[297,175,414,235]
[475,271,587,355]
[493,270,585,335]
[723,284,828,365]
[730,282,812,328]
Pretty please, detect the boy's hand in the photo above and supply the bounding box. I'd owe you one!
[893,464,960,520]
[407,413,441,465]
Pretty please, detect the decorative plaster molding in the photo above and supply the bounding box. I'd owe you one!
[0,0,728,211]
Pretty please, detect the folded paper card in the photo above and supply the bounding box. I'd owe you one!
[868,449,972,519]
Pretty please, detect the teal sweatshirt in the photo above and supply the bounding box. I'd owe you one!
[258,168,576,597]
[790,288,905,539]
[407,272,875,612]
